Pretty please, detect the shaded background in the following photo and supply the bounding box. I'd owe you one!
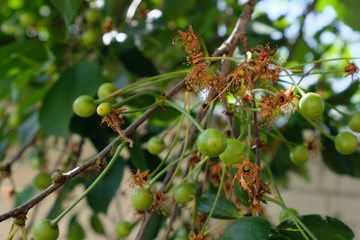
[0,0,360,239]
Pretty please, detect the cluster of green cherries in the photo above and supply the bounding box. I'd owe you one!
[120,128,240,239]
[290,92,360,166]
[31,91,359,239]
[73,82,117,118]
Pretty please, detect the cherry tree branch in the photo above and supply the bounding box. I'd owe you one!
[212,0,258,58]
[0,79,186,222]
[214,0,258,136]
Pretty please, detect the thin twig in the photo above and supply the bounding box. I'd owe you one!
[164,201,178,239]
[3,136,36,175]
[0,79,186,222]
[288,0,317,61]
[298,62,320,85]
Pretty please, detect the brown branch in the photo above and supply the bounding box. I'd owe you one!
[212,0,258,58]
[213,0,258,135]
[288,0,317,61]
[0,79,186,222]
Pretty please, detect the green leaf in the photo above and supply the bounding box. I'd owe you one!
[39,61,102,137]
[70,114,115,151]
[15,184,38,207]
[0,40,46,80]
[90,213,105,235]
[68,215,85,240]
[51,0,85,27]
[117,46,158,77]
[326,81,359,105]
[84,156,125,213]
[18,82,53,113]
[127,134,162,172]
[197,194,241,219]
[220,217,271,240]
[148,107,181,126]
[275,214,354,240]
[18,112,39,145]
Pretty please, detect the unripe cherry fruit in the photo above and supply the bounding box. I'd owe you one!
[97,82,117,102]
[131,188,154,211]
[96,102,113,117]
[147,136,165,155]
[174,183,196,204]
[349,112,360,132]
[32,219,59,240]
[219,138,245,166]
[115,221,131,238]
[290,145,309,165]
[299,92,324,119]
[73,95,96,118]
[197,128,227,157]
[85,8,101,23]
[335,132,358,155]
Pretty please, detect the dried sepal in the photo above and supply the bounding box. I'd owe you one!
[258,95,277,125]
[173,25,201,58]
[152,191,171,216]
[208,76,227,95]
[227,62,253,89]
[258,87,299,126]
[344,59,359,79]
[100,107,133,147]
[251,43,278,64]
[186,64,212,93]
[232,157,268,215]
[189,231,213,240]
[129,169,150,188]
[208,162,223,187]
[253,62,281,85]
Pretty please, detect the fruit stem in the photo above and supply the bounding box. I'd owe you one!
[289,57,360,69]
[50,142,127,226]
[163,100,204,132]
[248,88,277,96]
[168,156,209,193]
[6,224,18,240]
[112,91,160,108]
[201,164,226,233]
[263,196,318,240]
[271,126,295,150]
[121,69,189,94]
[283,70,306,96]
[324,102,351,120]
[164,99,192,191]
[148,149,197,185]
[20,226,27,240]
[298,111,336,141]
[149,114,185,179]
[121,103,159,114]
[203,219,233,235]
